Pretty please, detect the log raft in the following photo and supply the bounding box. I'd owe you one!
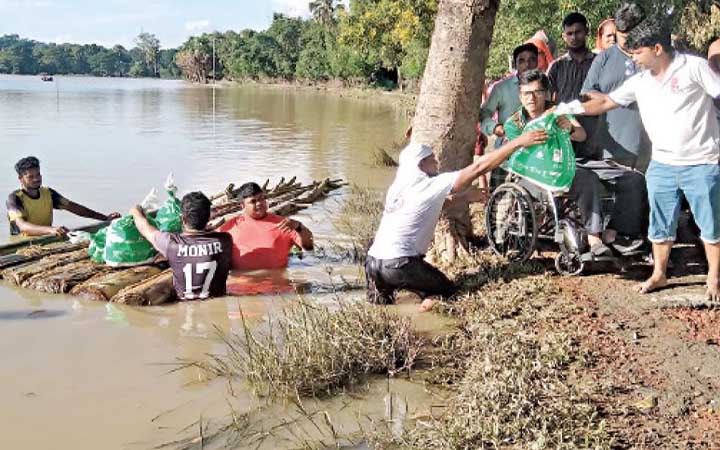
[0,178,345,305]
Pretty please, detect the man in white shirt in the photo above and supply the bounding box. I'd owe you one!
[366,128,548,311]
[580,18,720,300]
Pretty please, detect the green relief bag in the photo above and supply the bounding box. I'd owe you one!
[101,175,183,267]
[103,214,158,267]
[155,187,182,233]
[88,227,108,263]
[503,108,577,192]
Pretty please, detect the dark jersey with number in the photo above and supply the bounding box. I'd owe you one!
[153,231,233,300]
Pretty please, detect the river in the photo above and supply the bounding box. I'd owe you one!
[0,76,450,450]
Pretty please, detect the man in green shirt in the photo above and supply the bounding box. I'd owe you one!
[479,43,539,188]
[479,43,540,145]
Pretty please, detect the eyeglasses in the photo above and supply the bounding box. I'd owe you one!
[519,89,546,98]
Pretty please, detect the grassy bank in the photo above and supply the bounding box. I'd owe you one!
[170,187,615,449]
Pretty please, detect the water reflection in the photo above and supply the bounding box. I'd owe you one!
[0,76,404,243]
[0,75,410,450]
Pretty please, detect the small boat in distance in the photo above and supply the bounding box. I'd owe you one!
[40,73,54,82]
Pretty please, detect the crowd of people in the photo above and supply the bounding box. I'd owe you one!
[7,157,314,300]
[367,2,720,310]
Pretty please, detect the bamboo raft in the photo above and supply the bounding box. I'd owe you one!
[0,178,344,305]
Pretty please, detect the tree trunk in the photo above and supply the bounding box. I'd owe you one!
[411,0,499,263]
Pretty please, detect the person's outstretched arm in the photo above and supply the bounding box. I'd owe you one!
[12,218,67,237]
[61,196,119,221]
[129,206,161,251]
[451,129,549,193]
[580,91,620,116]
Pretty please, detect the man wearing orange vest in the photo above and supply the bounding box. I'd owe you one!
[6,156,120,237]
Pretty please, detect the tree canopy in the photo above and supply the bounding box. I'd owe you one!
[0,33,179,78]
[2,1,717,86]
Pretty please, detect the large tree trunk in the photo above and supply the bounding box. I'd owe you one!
[411,0,499,263]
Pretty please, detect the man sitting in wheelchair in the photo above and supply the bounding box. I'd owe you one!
[504,69,647,257]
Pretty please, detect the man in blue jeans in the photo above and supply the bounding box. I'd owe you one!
[581,19,720,300]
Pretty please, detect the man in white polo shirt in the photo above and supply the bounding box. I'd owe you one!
[580,18,720,300]
[366,128,548,311]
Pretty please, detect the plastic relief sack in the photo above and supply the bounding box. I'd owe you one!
[502,101,581,192]
[90,175,184,267]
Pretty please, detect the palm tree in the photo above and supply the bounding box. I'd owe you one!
[309,0,343,27]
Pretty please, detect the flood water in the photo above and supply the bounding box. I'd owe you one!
[0,76,450,449]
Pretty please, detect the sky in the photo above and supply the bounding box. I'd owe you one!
[0,0,317,49]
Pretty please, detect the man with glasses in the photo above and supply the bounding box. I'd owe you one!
[576,2,650,249]
[505,69,626,257]
[218,182,314,270]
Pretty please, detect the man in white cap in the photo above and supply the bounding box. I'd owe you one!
[366,129,548,311]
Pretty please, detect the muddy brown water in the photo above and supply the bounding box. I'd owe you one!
[0,76,452,449]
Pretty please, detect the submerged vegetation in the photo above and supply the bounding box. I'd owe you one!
[200,298,421,400]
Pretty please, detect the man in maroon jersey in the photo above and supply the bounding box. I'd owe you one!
[130,192,232,300]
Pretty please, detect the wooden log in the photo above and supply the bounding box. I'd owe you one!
[0,241,89,272]
[70,266,162,301]
[111,269,176,306]
[0,222,107,256]
[1,249,89,285]
[24,260,110,293]
[0,254,33,271]
[209,180,344,220]
[269,202,306,217]
[295,179,332,204]
[16,241,88,257]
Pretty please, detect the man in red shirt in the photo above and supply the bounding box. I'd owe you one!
[219,182,314,270]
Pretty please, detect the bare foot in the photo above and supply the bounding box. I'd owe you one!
[706,283,720,302]
[418,298,435,313]
[635,275,668,294]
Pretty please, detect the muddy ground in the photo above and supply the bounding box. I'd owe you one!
[555,244,720,449]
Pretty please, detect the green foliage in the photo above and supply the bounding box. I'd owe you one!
[296,22,332,80]
[339,0,437,81]
[0,32,178,78]
[486,0,688,79]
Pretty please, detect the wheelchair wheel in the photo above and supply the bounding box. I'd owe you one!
[554,252,584,276]
[485,182,538,263]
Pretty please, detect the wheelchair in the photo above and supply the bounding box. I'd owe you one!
[484,173,648,275]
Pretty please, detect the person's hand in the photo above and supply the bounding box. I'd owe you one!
[52,226,69,238]
[515,129,548,148]
[555,116,573,132]
[404,125,413,140]
[276,218,300,234]
[129,205,143,217]
[580,91,604,102]
[493,124,505,137]
[105,212,121,221]
[478,132,488,149]
[207,217,225,231]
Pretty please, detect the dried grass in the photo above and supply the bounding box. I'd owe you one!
[371,141,403,167]
[199,297,422,400]
[331,185,385,262]
[367,274,612,450]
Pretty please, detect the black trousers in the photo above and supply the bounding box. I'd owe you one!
[364,255,456,304]
[568,161,649,237]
